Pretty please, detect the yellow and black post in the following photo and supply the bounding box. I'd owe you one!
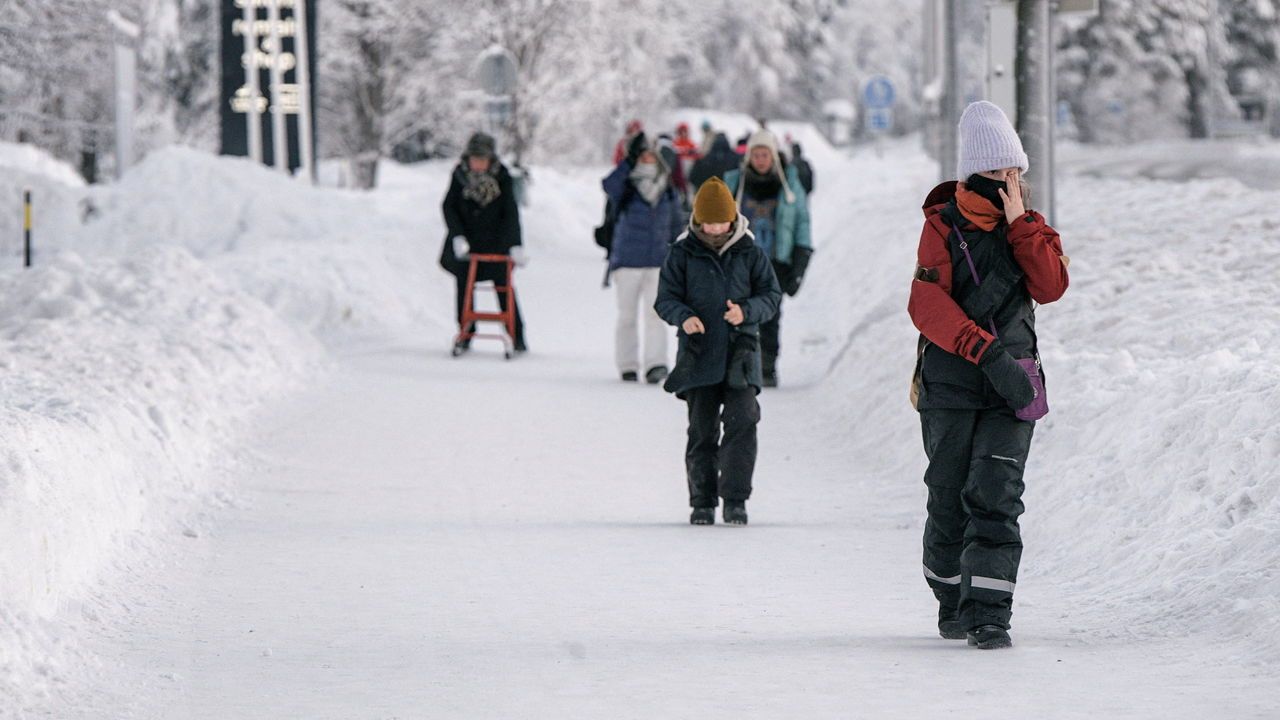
[23,189,31,268]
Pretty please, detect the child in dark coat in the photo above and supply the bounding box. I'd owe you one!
[654,178,782,525]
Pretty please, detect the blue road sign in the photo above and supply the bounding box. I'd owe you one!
[863,76,896,109]
[866,108,894,133]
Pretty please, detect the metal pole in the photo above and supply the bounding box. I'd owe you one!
[242,0,263,164]
[293,0,315,182]
[23,190,32,268]
[1047,1,1058,224]
[942,0,962,180]
[267,0,287,171]
[1016,0,1054,222]
[113,44,136,179]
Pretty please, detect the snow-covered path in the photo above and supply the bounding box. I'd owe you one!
[59,236,1273,718]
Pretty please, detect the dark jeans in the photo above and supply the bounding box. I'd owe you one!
[454,263,525,346]
[920,407,1035,630]
[685,383,761,508]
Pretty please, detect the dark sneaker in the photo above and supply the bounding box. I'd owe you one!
[645,365,669,384]
[451,339,471,357]
[513,339,528,354]
[621,371,639,382]
[762,370,778,388]
[723,500,748,525]
[690,507,715,525]
[967,625,1012,650]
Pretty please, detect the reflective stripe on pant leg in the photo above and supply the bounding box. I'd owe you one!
[971,576,1016,593]
[924,565,960,585]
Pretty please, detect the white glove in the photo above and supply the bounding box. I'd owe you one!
[452,236,469,259]
[509,245,529,267]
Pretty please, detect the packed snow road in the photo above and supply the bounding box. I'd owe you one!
[58,218,1272,718]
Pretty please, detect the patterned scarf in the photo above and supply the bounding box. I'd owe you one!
[462,166,502,207]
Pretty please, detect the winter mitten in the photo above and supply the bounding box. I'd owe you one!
[786,246,813,296]
[625,133,648,166]
[452,236,470,259]
[979,340,1036,410]
[663,330,704,393]
[509,245,528,267]
[726,330,759,390]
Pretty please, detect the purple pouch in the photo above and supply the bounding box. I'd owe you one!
[1015,358,1049,422]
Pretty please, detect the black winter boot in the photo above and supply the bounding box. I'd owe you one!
[723,500,748,525]
[938,605,967,640]
[690,507,715,525]
[621,371,639,382]
[645,366,669,384]
[967,625,1012,650]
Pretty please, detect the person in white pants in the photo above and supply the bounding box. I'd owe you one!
[613,267,668,382]
[601,133,687,383]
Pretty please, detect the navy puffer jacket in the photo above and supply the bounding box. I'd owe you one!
[602,161,685,271]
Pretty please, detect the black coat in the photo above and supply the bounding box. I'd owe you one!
[440,162,521,275]
[655,216,782,398]
[688,134,741,191]
[918,202,1039,410]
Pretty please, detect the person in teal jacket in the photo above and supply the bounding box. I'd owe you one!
[723,129,813,387]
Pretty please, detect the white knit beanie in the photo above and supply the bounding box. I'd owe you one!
[740,129,795,203]
[956,101,1029,179]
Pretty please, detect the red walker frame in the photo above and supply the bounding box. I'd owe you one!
[453,253,518,359]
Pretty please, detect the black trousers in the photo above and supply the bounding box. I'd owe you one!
[920,407,1035,630]
[454,263,525,346]
[761,295,782,374]
[685,383,761,508]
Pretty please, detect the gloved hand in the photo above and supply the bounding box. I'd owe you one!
[509,245,529,267]
[979,340,1036,410]
[625,133,648,166]
[452,236,470,259]
[785,246,812,297]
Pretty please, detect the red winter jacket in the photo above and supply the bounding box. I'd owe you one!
[908,181,1069,365]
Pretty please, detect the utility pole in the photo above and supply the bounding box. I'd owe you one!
[1016,0,1055,223]
[107,10,139,180]
[941,0,963,181]
[293,0,316,182]
[242,0,263,164]
[266,0,288,172]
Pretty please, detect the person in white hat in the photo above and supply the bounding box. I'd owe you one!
[722,128,812,387]
[907,101,1071,650]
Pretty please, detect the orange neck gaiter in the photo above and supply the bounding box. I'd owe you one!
[955,185,1004,231]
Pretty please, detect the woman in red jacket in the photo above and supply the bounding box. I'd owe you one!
[907,101,1070,650]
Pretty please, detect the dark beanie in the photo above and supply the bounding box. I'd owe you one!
[464,132,496,159]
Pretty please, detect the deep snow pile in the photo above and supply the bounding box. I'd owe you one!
[69,148,453,337]
[0,146,461,709]
[0,248,315,707]
[786,139,1280,663]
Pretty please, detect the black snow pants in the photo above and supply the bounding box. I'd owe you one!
[454,263,525,347]
[685,382,761,508]
[920,407,1034,630]
[761,296,782,375]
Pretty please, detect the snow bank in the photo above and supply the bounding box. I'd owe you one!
[794,139,1280,662]
[70,148,450,337]
[0,248,315,706]
[0,142,86,267]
